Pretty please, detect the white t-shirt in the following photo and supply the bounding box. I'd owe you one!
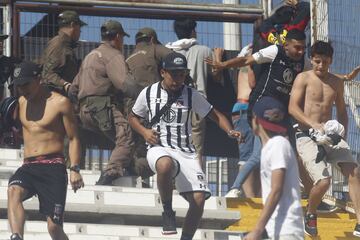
[260,136,304,238]
[132,82,213,153]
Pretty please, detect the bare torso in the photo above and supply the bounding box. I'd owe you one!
[237,66,252,100]
[19,91,67,158]
[299,71,342,130]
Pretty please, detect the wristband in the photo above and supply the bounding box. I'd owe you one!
[69,164,80,173]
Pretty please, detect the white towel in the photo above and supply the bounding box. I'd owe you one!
[165,38,198,51]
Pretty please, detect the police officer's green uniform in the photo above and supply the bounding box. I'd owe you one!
[40,10,86,95]
[70,20,147,185]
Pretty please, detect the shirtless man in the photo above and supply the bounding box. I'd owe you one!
[289,41,360,237]
[7,62,84,240]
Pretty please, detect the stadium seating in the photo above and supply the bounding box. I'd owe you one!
[0,148,244,240]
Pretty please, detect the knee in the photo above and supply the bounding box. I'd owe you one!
[189,193,206,211]
[316,178,331,190]
[47,221,63,238]
[156,157,175,175]
[7,186,23,202]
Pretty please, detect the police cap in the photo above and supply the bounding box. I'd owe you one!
[101,20,129,37]
[58,10,87,27]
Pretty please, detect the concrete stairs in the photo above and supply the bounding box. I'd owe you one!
[0,219,246,240]
[226,198,359,240]
[0,148,243,239]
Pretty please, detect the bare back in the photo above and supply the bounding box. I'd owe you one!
[19,91,68,158]
[237,66,252,100]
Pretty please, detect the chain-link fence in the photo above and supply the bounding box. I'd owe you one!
[0,0,264,194]
[311,0,360,200]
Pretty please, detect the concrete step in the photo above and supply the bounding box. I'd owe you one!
[0,148,22,166]
[226,198,359,239]
[1,179,160,194]
[0,165,101,182]
[0,220,245,240]
[0,165,146,188]
[0,186,240,230]
[0,148,152,188]
[0,233,245,240]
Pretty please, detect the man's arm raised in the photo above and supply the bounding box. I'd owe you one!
[60,96,84,192]
[335,65,360,81]
[205,55,256,72]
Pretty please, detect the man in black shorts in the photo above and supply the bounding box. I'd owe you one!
[7,61,84,240]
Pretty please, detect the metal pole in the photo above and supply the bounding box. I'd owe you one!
[15,3,262,23]
[310,0,317,44]
[14,0,264,14]
[223,0,241,50]
[3,4,12,97]
[262,0,270,18]
[3,5,11,57]
[12,2,20,58]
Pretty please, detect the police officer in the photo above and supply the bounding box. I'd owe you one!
[69,20,142,185]
[125,28,172,178]
[126,27,172,90]
[40,10,86,95]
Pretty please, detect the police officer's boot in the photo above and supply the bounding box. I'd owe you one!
[95,172,117,186]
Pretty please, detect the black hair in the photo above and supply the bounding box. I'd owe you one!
[285,29,306,41]
[310,40,334,58]
[173,18,197,39]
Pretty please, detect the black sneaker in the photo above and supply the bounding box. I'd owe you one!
[317,201,338,213]
[304,213,318,236]
[95,173,117,186]
[353,223,360,237]
[10,233,23,240]
[161,210,177,235]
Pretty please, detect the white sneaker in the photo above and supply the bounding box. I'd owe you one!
[225,189,243,198]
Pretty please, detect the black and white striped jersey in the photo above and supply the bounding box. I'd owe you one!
[132,82,213,153]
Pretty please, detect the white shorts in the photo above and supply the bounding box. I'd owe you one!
[147,146,211,199]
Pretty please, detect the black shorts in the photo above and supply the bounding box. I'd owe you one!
[8,154,68,225]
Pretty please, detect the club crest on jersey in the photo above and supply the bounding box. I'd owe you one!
[162,109,176,123]
[283,68,294,84]
[14,67,21,77]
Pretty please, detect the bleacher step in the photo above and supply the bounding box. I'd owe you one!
[226,198,358,239]
[0,186,240,230]
[0,220,245,240]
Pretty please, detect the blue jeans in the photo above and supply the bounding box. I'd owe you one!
[230,111,261,190]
